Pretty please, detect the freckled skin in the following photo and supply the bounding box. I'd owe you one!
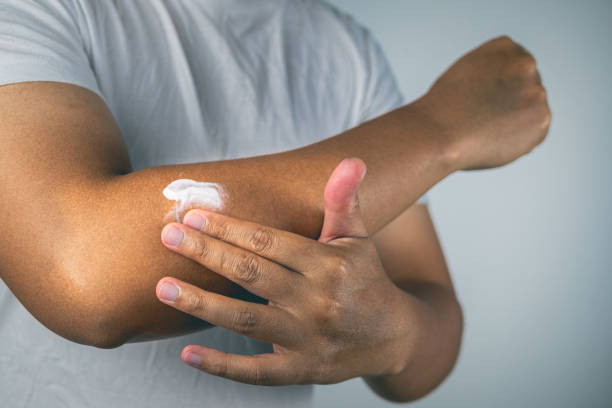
[0,36,549,400]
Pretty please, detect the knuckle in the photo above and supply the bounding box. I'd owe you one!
[213,219,232,242]
[219,250,230,272]
[534,85,547,100]
[186,293,208,314]
[522,84,547,103]
[233,253,262,285]
[231,308,257,335]
[544,105,552,124]
[192,239,209,261]
[334,256,352,280]
[530,105,551,147]
[249,227,277,253]
[323,298,343,322]
[495,35,514,46]
[519,56,537,74]
[320,253,351,288]
[508,55,536,77]
[326,253,346,273]
[312,293,343,327]
[536,91,548,105]
[540,105,552,132]
[518,52,537,66]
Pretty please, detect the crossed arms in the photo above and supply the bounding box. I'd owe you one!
[0,36,550,401]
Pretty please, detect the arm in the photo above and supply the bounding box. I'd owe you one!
[147,158,459,399]
[364,204,462,401]
[0,36,549,348]
[0,82,451,349]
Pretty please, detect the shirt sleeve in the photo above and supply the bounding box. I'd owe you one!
[0,0,102,99]
[355,31,404,125]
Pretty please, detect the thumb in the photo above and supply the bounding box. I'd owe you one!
[319,158,368,243]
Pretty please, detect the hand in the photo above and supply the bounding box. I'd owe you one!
[417,35,552,170]
[155,158,417,385]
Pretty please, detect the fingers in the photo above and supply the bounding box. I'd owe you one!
[495,36,543,85]
[181,345,298,386]
[156,278,300,346]
[178,209,333,273]
[161,222,302,302]
[319,157,369,243]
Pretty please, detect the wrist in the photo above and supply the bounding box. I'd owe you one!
[405,95,468,172]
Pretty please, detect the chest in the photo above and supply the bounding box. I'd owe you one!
[84,1,359,169]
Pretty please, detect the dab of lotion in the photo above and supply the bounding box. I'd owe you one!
[163,179,225,222]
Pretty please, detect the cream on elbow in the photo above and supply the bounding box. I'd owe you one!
[162,179,226,222]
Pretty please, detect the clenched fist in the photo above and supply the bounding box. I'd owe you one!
[417,35,551,170]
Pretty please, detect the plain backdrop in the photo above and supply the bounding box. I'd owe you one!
[316,1,612,407]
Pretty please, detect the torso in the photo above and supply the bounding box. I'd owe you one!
[0,0,384,406]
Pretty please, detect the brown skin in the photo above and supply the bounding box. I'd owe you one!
[156,158,463,401]
[0,36,549,400]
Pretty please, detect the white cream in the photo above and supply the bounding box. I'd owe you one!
[163,179,226,222]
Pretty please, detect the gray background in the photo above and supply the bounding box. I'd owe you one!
[316,0,612,407]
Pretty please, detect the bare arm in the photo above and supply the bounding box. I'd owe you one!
[144,160,458,398]
[365,204,462,401]
[0,36,549,348]
[0,82,451,348]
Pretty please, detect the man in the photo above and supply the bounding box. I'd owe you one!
[0,0,549,406]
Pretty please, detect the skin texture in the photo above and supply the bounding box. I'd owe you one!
[0,36,549,400]
[419,37,550,170]
[0,82,452,348]
[156,158,463,401]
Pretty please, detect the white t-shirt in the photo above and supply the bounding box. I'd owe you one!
[0,0,425,407]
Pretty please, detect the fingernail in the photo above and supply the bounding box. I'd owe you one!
[162,225,184,247]
[158,281,179,302]
[184,211,206,231]
[184,351,201,367]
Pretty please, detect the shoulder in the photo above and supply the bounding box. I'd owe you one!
[0,0,80,21]
[287,0,376,52]
[0,0,86,45]
[292,1,404,122]
[286,1,394,90]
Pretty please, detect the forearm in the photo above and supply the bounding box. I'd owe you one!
[98,100,456,344]
[3,35,551,348]
[3,97,457,348]
[364,282,463,402]
[132,102,451,236]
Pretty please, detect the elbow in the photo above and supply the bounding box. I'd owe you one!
[70,309,130,349]
[74,332,127,350]
[41,266,132,349]
[409,294,464,401]
[51,297,130,349]
[48,231,149,348]
[412,295,464,402]
[34,302,129,349]
[3,256,132,349]
[373,292,464,403]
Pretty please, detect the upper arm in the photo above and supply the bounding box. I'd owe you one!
[372,204,454,291]
[0,0,132,311]
[0,1,218,347]
[372,203,463,371]
[0,81,131,344]
[0,80,243,348]
[0,81,246,348]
